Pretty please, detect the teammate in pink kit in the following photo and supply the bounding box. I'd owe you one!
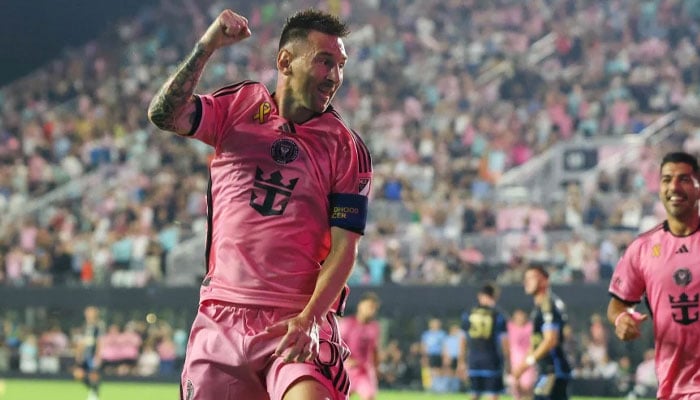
[339,292,381,400]
[148,8,372,400]
[507,309,534,400]
[608,151,700,400]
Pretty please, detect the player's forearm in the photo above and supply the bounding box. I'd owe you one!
[501,337,511,372]
[148,42,213,133]
[607,297,632,326]
[299,228,360,321]
[530,332,557,362]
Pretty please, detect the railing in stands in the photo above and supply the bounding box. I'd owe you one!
[495,111,679,205]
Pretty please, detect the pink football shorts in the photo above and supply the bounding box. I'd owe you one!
[180,300,350,400]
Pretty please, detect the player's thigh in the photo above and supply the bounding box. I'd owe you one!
[182,361,268,400]
[181,304,269,400]
[268,314,349,400]
[282,378,335,400]
[470,376,504,394]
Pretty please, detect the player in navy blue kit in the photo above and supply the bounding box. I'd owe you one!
[73,306,105,400]
[513,266,572,400]
[461,283,510,400]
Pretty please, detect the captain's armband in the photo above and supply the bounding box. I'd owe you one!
[329,193,368,234]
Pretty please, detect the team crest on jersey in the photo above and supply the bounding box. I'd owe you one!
[651,244,661,257]
[254,102,271,123]
[674,268,692,287]
[251,168,299,216]
[669,293,699,325]
[270,138,299,165]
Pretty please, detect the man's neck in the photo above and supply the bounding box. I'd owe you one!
[534,289,548,305]
[667,214,700,236]
[273,87,313,124]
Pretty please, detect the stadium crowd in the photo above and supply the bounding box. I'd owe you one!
[1,0,699,396]
[1,0,699,289]
[0,307,657,398]
[0,311,188,379]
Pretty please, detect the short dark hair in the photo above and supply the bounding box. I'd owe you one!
[478,283,499,298]
[279,9,350,50]
[525,265,549,279]
[661,151,699,174]
[359,291,380,304]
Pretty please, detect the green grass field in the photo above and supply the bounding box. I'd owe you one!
[0,379,627,400]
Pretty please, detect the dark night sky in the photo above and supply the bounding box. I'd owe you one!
[0,1,154,86]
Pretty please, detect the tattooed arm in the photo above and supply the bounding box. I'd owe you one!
[147,10,251,135]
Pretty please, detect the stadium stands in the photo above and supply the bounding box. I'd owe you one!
[2,0,699,394]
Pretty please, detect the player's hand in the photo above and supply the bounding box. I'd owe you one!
[614,311,648,341]
[199,9,251,53]
[267,315,320,363]
[512,362,528,380]
[457,362,467,380]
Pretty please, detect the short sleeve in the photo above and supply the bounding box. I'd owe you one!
[332,131,373,196]
[191,82,255,148]
[609,239,646,303]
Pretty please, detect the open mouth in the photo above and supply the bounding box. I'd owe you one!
[318,85,334,99]
[667,195,687,206]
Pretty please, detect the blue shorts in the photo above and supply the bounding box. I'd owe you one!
[470,376,504,394]
[533,374,569,400]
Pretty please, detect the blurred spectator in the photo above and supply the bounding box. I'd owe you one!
[18,333,38,374]
[38,323,69,373]
[378,339,408,389]
[628,349,658,400]
[136,339,160,377]
[156,331,177,375]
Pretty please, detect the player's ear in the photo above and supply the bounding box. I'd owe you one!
[277,49,293,75]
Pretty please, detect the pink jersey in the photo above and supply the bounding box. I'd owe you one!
[507,321,535,392]
[191,81,372,311]
[609,221,700,399]
[339,316,380,370]
[507,321,532,362]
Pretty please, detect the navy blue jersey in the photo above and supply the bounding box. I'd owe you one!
[80,321,105,370]
[461,305,508,376]
[531,292,572,378]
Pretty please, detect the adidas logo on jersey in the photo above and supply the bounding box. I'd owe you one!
[675,244,689,254]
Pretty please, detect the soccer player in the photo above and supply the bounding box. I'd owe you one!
[442,322,467,393]
[420,318,447,392]
[607,151,700,400]
[507,309,535,400]
[513,266,572,400]
[339,292,381,400]
[147,8,372,400]
[73,306,105,400]
[460,283,510,400]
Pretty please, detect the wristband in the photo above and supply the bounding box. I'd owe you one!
[525,355,535,366]
[614,310,642,327]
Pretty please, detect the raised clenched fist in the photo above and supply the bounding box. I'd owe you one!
[199,9,252,52]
